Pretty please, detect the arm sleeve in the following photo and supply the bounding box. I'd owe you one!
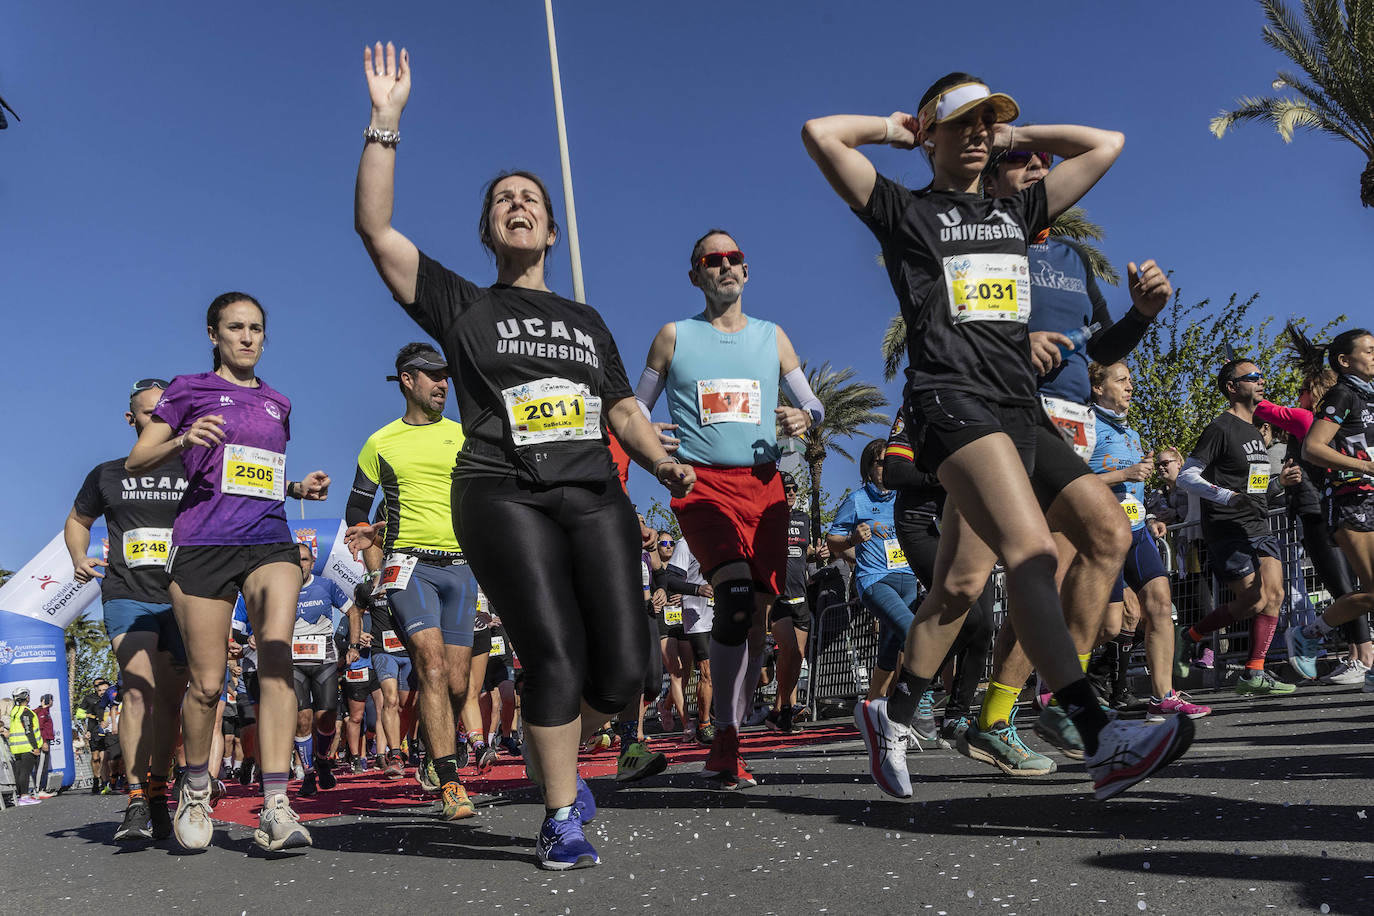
[781,366,824,423]
[663,564,695,595]
[72,465,106,519]
[346,464,380,527]
[1087,307,1151,366]
[1176,457,1237,506]
[634,366,665,419]
[399,252,484,343]
[1254,400,1314,439]
[21,710,39,747]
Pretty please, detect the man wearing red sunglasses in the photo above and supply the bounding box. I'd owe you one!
[634,229,824,790]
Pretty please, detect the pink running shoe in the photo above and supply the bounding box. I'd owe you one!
[1191,647,1215,669]
[1148,691,1212,722]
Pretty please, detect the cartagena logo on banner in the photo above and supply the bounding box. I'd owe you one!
[0,639,61,668]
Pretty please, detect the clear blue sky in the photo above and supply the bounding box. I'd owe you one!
[3,0,1371,570]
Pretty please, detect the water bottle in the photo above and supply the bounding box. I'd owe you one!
[1057,321,1101,360]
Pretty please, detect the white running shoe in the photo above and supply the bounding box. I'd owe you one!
[1321,657,1370,686]
[1086,714,1194,801]
[254,794,312,851]
[172,782,215,850]
[854,698,913,799]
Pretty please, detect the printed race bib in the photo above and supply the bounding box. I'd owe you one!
[291,634,326,661]
[476,590,488,615]
[884,538,907,570]
[1248,465,1271,495]
[1041,396,1097,461]
[221,445,286,500]
[502,377,601,447]
[664,606,683,625]
[345,667,369,683]
[489,635,506,657]
[943,253,1031,324]
[381,629,404,653]
[697,378,762,425]
[1120,497,1145,526]
[380,553,418,592]
[122,527,172,569]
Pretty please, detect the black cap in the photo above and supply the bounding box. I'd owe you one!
[781,472,799,490]
[387,346,447,381]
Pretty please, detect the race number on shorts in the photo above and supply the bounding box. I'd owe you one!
[664,606,683,625]
[1040,396,1096,461]
[345,667,369,683]
[884,538,907,570]
[942,253,1031,324]
[489,635,506,656]
[697,378,762,425]
[1120,497,1145,525]
[122,527,172,569]
[380,629,404,653]
[380,553,418,591]
[221,445,286,501]
[502,377,601,447]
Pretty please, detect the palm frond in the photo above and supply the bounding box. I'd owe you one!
[881,314,907,382]
[1047,206,1107,242]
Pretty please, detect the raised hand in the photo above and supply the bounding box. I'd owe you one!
[344,521,385,561]
[885,112,919,150]
[364,41,411,127]
[1127,260,1171,317]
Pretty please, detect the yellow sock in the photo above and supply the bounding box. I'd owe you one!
[1078,653,1092,673]
[978,680,1021,731]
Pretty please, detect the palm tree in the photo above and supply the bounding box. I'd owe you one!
[64,615,109,695]
[781,362,889,541]
[879,207,1120,380]
[1210,0,1374,208]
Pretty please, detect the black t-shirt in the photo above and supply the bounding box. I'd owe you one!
[1190,412,1271,538]
[1283,438,1322,518]
[782,509,810,600]
[856,175,1050,406]
[1314,378,1374,500]
[403,253,634,485]
[73,456,188,603]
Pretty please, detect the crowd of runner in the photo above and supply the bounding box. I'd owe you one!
[11,45,1374,873]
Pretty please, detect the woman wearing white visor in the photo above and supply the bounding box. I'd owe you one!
[803,73,1194,802]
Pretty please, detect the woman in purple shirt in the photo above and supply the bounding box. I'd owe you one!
[128,292,329,853]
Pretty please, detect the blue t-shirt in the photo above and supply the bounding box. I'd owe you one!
[1089,405,1147,531]
[828,483,913,593]
[1027,238,1104,404]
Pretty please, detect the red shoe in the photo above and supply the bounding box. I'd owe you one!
[700,725,738,778]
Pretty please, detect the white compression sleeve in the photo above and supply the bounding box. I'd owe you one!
[634,366,665,422]
[1175,458,1237,506]
[781,366,824,423]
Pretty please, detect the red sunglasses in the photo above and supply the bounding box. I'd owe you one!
[696,250,745,270]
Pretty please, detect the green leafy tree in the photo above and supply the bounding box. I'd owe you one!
[65,615,116,712]
[1125,287,1346,456]
[880,208,1120,380]
[780,362,890,541]
[1210,0,1374,207]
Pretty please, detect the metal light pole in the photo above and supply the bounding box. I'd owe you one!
[544,0,586,303]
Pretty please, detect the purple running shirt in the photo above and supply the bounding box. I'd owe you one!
[153,371,292,546]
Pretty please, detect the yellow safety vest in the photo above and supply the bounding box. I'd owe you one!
[8,704,38,755]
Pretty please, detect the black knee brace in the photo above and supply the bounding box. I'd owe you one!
[710,579,756,647]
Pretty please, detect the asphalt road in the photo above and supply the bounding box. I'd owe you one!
[3,686,1371,916]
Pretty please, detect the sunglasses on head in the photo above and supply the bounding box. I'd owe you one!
[696,250,745,270]
[129,378,169,396]
[1001,150,1052,167]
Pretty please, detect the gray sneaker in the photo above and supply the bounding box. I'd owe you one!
[1033,703,1085,760]
[253,794,312,851]
[1321,657,1370,686]
[172,783,215,850]
[958,710,1057,777]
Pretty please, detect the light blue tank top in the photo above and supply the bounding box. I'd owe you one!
[1089,404,1147,531]
[666,314,780,467]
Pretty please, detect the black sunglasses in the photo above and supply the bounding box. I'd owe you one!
[696,250,745,270]
[129,378,169,396]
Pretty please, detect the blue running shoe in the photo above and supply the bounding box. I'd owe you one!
[1283,625,1321,680]
[575,775,596,824]
[536,806,600,870]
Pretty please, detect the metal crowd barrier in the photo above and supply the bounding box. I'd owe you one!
[802,507,1348,715]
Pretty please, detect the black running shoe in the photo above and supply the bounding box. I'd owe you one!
[316,758,336,791]
[299,771,318,798]
[114,797,153,843]
[474,742,497,774]
[456,741,470,771]
[148,794,173,841]
[238,756,256,787]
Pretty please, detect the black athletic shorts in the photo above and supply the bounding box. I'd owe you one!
[769,595,811,632]
[342,666,378,703]
[221,708,240,736]
[1207,531,1282,581]
[1028,419,1093,510]
[1328,492,1374,534]
[166,542,301,600]
[472,626,493,657]
[293,662,339,712]
[687,631,711,663]
[483,659,511,692]
[906,389,1040,478]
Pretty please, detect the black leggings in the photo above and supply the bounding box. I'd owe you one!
[1300,512,1370,644]
[453,474,648,727]
[894,495,997,719]
[13,751,37,796]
